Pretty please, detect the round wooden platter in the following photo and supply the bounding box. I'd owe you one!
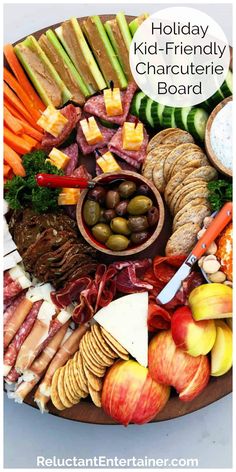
[5,15,232,424]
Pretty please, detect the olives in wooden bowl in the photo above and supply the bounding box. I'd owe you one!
[77,171,165,257]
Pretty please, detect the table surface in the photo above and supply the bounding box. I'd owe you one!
[3,2,232,469]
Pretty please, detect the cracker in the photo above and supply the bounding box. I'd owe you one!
[169,150,208,178]
[51,368,65,411]
[87,332,114,366]
[100,328,129,360]
[57,365,75,408]
[182,165,218,184]
[173,198,209,228]
[142,144,176,181]
[83,332,107,368]
[147,129,177,152]
[174,187,209,215]
[165,223,200,256]
[72,354,89,394]
[170,181,207,215]
[88,383,102,408]
[74,351,87,386]
[173,204,210,231]
[163,143,200,182]
[91,325,117,359]
[164,167,196,203]
[81,348,106,377]
[161,129,194,145]
[83,362,103,392]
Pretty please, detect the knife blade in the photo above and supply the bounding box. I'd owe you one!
[156,202,232,305]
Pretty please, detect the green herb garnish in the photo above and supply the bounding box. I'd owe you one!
[207,179,232,212]
[5,150,63,213]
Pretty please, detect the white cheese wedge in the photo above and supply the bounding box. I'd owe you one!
[94,292,148,367]
[3,253,22,272]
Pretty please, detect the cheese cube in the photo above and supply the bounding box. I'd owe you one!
[104,88,123,116]
[58,188,80,205]
[47,148,70,170]
[97,152,121,173]
[37,105,68,137]
[80,117,103,145]
[122,122,144,151]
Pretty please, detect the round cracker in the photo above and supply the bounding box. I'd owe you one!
[170,181,207,215]
[88,383,102,408]
[173,204,210,231]
[152,156,166,193]
[81,348,106,377]
[83,362,103,392]
[147,129,177,152]
[142,144,176,181]
[68,360,85,399]
[91,325,117,359]
[72,355,89,394]
[173,198,209,228]
[51,368,66,411]
[175,187,210,215]
[57,365,75,408]
[83,332,107,368]
[164,167,196,203]
[100,328,129,356]
[74,351,87,386]
[64,361,81,403]
[161,129,194,145]
[87,332,114,366]
[165,223,201,256]
[169,150,207,178]
[182,166,218,185]
[163,143,200,182]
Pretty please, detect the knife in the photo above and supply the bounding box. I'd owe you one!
[156,201,233,305]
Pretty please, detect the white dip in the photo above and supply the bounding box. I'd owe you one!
[210,101,232,171]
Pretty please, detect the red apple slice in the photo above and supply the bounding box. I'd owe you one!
[179,355,210,402]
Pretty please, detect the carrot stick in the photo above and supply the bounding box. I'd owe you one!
[3,143,26,177]
[4,68,41,122]
[22,133,38,148]
[4,44,45,111]
[4,101,43,140]
[3,164,11,177]
[4,127,32,155]
[3,83,42,130]
[4,106,23,135]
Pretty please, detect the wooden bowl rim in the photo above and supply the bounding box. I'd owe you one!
[76,171,165,257]
[205,96,233,177]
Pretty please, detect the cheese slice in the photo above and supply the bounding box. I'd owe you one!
[4,252,22,271]
[122,122,144,151]
[47,148,70,169]
[94,292,148,367]
[80,117,103,145]
[97,151,121,173]
[104,88,123,116]
[37,105,68,137]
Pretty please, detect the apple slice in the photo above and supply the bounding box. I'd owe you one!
[211,321,233,376]
[179,355,210,402]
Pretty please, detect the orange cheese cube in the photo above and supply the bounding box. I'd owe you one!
[47,148,70,170]
[97,152,121,173]
[122,122,144,151]
[104,88,123,116]
[80,117,103,145]
[58,188,80,205]
[37,105,68,137]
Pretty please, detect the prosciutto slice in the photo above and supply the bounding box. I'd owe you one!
[112,260,153,294]
[83,82,138,125]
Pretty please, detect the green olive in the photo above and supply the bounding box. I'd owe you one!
[110,217,131,236]
[106,190,120,209]
[83,200,101,226]
[92,223,112,243]
[118,181,137,198]
[127,196,153,215]
[106,234,130,251]
[130,231,149,244]
[128,216,149,232]
[98,208,106,223]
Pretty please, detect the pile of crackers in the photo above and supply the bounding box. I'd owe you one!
[142,128,218,256]
[51,324,129,410]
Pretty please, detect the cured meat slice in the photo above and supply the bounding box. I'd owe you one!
[3,291,26,328]
[4,271,13,287]
[76,118,116,155]
[3,301,43,377]
[40,104,81,152]
[84,82,138,125]
[3,266,31,304]
[108,125,149,169]
[62,143,79,175]
[51,276,92,308]
[147,302,171,332]
[112,259,153,294]
[34,324,88,413]
[4,297,33,349]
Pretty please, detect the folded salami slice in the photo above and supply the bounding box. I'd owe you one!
[84,82,138,125]
[62,143,79,176]
[76,118,116,155]
[40,104,81,152]
[108,124,149,170]
[3,300,43,377]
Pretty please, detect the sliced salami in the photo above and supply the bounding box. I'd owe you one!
[4,280,25,304]
[40,104,81,152]
[4,301,43,377]
[76,118,116,155]
[108,124,149,170]
[83,82,138,125]
[62,143,79,175]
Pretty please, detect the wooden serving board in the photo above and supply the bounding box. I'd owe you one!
[4,15,232,424]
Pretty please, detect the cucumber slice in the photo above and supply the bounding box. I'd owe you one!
[186,108,209,141]
[145,98,154,128]
[150,101,161,128]
[157,103,165,127]
[130,91,145,116]
[174,107,192,130]
[207,88,225,109]
[162,106,176,128]
[220,70,233,98]
[139,95,149,124]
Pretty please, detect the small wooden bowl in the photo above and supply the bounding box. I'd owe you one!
[205,96,232,177]
[77,170,165,257]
